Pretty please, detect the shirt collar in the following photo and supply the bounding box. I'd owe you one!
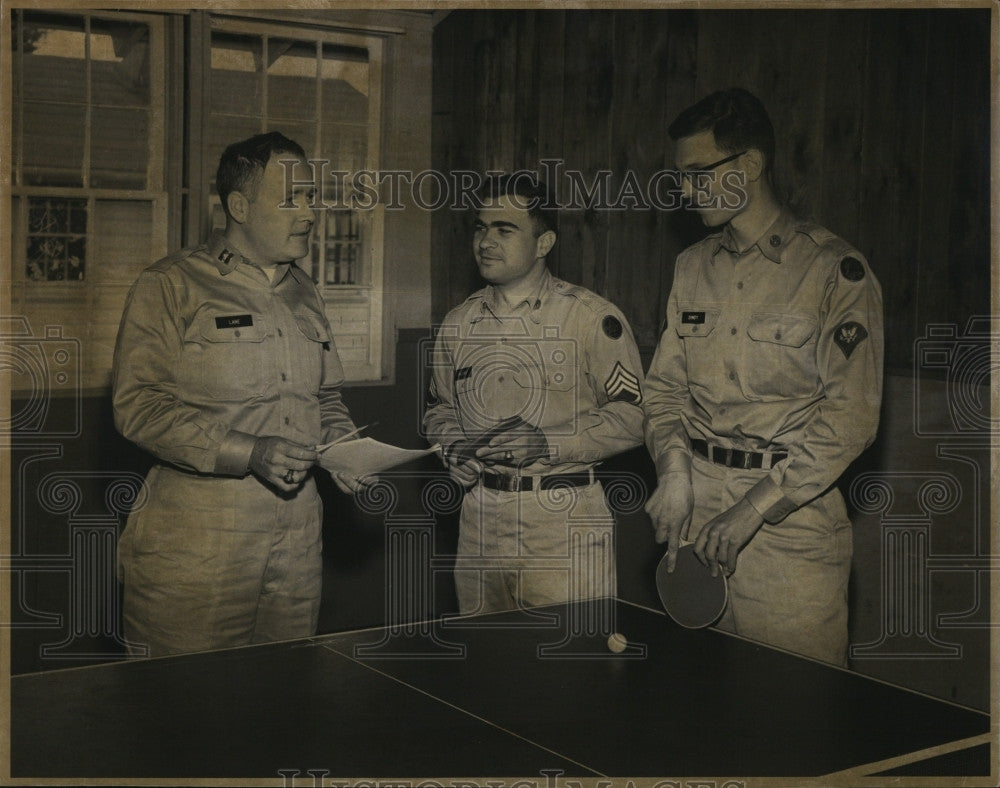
[207,232,297,282]
[714,209,797,264]
[207,233,242,275]
[476,267,553,322]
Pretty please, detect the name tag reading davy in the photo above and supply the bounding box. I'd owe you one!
[215,314,253,329]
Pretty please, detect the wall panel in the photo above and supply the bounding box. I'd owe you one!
[432,8,991,370]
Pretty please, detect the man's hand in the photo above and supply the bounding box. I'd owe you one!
[692,498,764,577]
[475,422,549,466]
[329,471,373,496]
[448,458,483,488]
[644,472,694,572]
[249,436,317,492]
[441,442,483,489]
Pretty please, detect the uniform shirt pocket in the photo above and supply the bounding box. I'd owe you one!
[675,306,721,393]
[292,311,333,393]
[740,312,820,400]
[183,313,270,400]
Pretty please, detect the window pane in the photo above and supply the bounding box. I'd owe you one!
[275,122,315,157]
[211,33,263,116]
[22,101,85,187]
[268,38,317,121]
[90,18,150,107]
[20,13,86,104]
[207,114,264,181]
[320,43,368,127]
[91,107,149,189]
[321,122,367,174]
[26,197,87,282]
[92,200,153,282]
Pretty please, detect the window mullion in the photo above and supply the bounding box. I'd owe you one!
[14,11,23,187]
[314,39,325,286]
[261,35,269,131]
[82,15,92,189]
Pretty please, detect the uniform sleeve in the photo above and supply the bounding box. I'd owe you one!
[541,304,644,464]
[643,264,694,476]
[745,254,885,522]
[421,328,467,454]
[112,270,257,476]
[317,317,358,444]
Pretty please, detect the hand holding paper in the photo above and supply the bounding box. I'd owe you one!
[316,436,439,478]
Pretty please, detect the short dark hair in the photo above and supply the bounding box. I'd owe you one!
[216,131,306,218]
[668,88,775,176]
[477,172,558,235]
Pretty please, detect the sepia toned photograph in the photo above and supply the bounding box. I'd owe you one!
[1,2,996,785]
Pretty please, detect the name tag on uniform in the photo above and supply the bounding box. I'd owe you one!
[215,314,253,329]
[454,366,473,381]
[681,311,706,324]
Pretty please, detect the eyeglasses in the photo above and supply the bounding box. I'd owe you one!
[679,150,747,184]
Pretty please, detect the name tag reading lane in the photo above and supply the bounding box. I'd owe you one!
[215,314,253,330]
[681,311,706,325]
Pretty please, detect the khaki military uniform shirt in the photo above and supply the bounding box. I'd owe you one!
[423,269,645,473]
[644,210,884,522]
[113,234,356,474]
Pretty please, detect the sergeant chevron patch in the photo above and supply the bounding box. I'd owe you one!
[605,362,642,404]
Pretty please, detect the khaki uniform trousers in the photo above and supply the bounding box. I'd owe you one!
[455,480,616,615]
[118,465,323,657]
[686,455,852,666]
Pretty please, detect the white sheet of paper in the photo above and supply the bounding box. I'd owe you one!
[317,437,439,477]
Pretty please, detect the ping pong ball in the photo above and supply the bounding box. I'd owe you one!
[607,633,628,653]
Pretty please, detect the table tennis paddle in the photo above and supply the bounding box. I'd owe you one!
[655,543,728,629]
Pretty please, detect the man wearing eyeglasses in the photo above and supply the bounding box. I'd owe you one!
[643,89,884,665]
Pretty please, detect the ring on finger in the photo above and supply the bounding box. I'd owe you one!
[283,469,296,484]
[504,450,514,461]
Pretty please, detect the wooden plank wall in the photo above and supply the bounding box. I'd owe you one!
[431,9,991,370]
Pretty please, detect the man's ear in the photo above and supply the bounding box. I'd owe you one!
[536,230,556,259]
[227,191,250,224]
[743,149,765,183]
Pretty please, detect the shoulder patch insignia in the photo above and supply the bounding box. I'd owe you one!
[604,361,642,405]
[834,321,869,359]
[454,366,473,382]
[840,256,866,282]
[602,315,624,339]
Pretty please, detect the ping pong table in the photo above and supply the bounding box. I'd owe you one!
[9,599,992,782]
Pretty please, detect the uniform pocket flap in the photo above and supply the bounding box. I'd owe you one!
[747,313,816,347]
[293,312,332,344]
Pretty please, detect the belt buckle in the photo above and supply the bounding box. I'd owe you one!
[501,471,520,493]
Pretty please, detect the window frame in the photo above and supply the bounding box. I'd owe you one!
[199,15,386,383]
[8,9,169,393]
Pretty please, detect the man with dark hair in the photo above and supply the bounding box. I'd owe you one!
[424,173,644,614]
[643,89,884,665]
[113,132,364,657]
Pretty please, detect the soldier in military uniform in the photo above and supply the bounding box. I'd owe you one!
[644,89,884,665]
[113,132,365,656]
[424,175,645,614]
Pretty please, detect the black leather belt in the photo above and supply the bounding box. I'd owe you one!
[691,439,787,470]
[481,470,594,493]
